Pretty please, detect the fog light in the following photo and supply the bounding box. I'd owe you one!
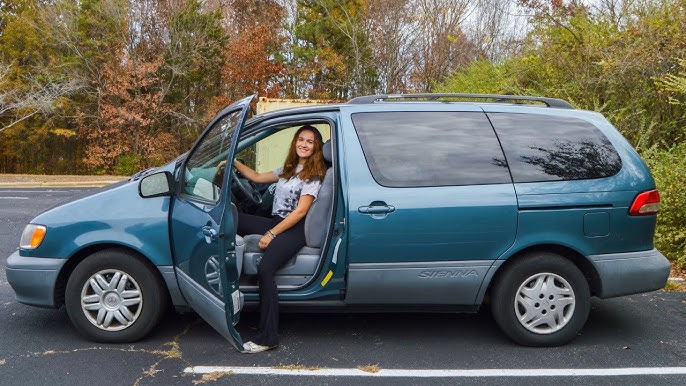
[20,224,47,249]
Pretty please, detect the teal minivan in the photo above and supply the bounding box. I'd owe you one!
[6,94,670,349]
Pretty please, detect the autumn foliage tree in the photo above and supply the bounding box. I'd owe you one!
[290,0,378,99]
[85,57,178,173]
[0,0,87,173]
[216,0,287,103]
[408,0,476,92]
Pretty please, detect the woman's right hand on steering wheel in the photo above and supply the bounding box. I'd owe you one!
[231,164,263,204]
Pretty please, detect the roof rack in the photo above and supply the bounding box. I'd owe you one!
[347,93,574,109]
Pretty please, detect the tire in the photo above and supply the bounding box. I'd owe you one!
[65,248,166,343]
[490,252,590,347]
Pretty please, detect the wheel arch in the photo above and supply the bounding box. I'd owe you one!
[54,243,170,308]
[484,244,602,302]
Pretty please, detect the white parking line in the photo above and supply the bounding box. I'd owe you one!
[184,366,686,377]
[0,197,29,199]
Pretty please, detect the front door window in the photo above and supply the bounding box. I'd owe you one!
[182,112,242,202]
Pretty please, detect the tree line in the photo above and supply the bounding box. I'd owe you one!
[1,0,685,267]
[1,0,511,174]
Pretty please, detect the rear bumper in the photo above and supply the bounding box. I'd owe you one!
[590,248,670,298]
[6,251,66,308]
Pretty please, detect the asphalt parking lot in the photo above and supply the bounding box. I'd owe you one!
[1,187,685,386]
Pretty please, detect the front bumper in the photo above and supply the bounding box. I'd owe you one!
[6,250,66,308]
[590,248,670,298]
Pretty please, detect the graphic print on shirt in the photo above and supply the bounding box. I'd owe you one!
[283,186,302,214]
[271,165,321,218]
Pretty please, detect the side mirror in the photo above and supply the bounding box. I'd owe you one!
[139,171,175,198]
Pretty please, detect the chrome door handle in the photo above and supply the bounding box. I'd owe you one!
[358,202,396,214]
[202,226,217,243]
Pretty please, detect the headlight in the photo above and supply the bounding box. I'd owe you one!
[20,224,47,249]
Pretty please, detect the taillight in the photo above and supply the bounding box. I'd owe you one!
[629,189,660,216]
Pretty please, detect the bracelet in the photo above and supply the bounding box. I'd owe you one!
[267,230,276,239]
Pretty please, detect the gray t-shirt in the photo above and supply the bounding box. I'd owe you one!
[271,165,321,218]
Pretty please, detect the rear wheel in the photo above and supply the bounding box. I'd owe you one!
[65,249,166,343]
[491,252,590,346]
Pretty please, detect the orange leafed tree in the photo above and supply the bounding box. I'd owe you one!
[209,0,287,110]
[84,56,178,173]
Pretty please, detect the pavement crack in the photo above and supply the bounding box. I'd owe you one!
[132,320,200,386]
[6,320,200,385]
[28,346,150,357]
[4,346,165,373]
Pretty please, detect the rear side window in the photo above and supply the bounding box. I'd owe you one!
[488,113,622,183]
[351,111,511,187]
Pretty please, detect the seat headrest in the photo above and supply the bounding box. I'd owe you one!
[322,140,332,163]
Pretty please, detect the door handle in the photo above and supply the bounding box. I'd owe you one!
[358,202,396,214]
[202,226,217,243]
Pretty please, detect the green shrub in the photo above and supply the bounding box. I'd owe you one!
[435,60,522,95]
[643,145,686,270]
[113,154,142,176]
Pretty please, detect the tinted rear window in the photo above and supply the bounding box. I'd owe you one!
[488,113,622,183]
[351,111,511,187]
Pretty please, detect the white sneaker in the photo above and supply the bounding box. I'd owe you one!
[242,341,276,354]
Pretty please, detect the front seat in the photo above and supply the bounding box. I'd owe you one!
[241,139,334,287]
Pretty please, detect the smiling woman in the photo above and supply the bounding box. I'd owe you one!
[232,124,327,353]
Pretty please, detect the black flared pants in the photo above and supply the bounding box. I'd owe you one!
[237,212,306,347]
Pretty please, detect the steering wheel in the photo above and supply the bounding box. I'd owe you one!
[231,167,263,204]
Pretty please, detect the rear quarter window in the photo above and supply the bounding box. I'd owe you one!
[488,113,622,183]
[351,111,511,187]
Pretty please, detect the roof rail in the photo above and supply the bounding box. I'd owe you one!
[347,93,574,109]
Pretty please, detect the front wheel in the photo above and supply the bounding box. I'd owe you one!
[65,249,166,343]
[490,252,590,346]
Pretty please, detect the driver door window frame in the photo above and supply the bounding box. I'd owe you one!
[234,113,340,294]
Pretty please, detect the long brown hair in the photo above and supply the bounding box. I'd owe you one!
[280,125,327,182]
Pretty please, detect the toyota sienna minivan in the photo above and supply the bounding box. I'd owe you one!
[7,93,670,349]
